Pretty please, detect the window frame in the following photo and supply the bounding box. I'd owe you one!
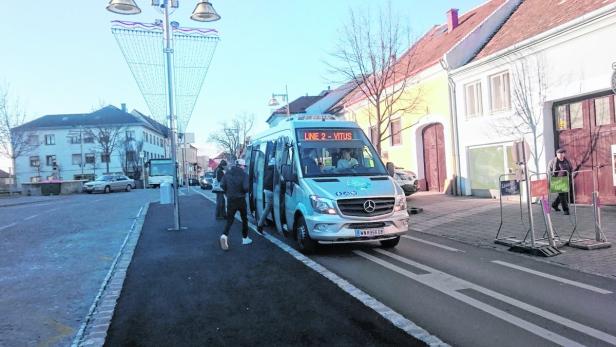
[29,156,40,167]
[390,118,402,146]
[72,154,82,166]
[44,134,56,145]
[489,71,511,113]
[45,155,56,166]
[464,80,483,118]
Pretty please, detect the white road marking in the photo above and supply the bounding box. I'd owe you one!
[189,187,448,346]
[24,214,39,221]
[492,260,612,294]
[402,235,465,253]
[0,222,17,231]
[361,249,616,346]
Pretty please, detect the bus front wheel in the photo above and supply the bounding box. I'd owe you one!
[295,216,317,254]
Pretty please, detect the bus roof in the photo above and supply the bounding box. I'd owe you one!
[253,117,361,141]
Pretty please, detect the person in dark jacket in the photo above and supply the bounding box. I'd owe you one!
[257,157,276,235]
[548,148,573,215]
[219,159,251,250]
[213,160,227,220]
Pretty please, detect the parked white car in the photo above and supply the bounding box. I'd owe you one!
[395,170,419,196]
[83,175,135,194]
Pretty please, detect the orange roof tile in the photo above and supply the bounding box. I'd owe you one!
[474,0,616,60]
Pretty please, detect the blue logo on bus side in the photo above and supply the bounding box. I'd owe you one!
[336,191,358,197]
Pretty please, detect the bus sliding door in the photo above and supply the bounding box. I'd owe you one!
[273,137,290,235]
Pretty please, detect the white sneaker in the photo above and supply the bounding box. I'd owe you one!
[242,237,253,245]
[220,235,229,250]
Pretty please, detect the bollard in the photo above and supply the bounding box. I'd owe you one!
[160,182,173,204]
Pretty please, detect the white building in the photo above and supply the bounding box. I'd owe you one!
[13,105,169,185]
[451,0,616,205]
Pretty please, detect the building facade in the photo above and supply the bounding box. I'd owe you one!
[452,0,616,204]
[13,105,169,185]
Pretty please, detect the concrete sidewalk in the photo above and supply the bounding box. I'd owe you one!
[104,195,425,346]
[408,192,616,278]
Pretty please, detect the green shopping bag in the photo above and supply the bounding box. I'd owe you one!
[550,176,570,193]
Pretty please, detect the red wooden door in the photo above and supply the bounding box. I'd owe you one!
[556,95,616,205]
[422,123,446,192]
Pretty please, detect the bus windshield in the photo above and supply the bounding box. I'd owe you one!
[149,160,175,176]
[296,128,387,177]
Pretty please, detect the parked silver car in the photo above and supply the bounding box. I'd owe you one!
[395,170,419,196]
[83,175,135,194]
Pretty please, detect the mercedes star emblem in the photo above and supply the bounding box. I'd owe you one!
[363,199,376,213]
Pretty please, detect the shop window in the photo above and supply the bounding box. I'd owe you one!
[468,144,514,190]
[465,81,482,118]
[570,101,583,129]
[556,105,568,130]
[490,72,511,112]
[595,96,611,126]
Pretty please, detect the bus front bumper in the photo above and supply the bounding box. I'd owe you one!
[305,211,409,244]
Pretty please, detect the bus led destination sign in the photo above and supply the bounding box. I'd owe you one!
[301,130,354,141]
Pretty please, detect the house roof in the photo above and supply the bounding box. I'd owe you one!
[266,95,327,124]
[15,105,170,136]
[336,0,506,109]
[474,0,616,60]
[0,169,10,178]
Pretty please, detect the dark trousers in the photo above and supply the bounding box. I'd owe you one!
[553,192,569,212]
[215,192,226,219]
[223,197,248,238]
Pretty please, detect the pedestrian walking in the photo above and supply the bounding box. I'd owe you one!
[549,148,573,215]
[219,159,252,250]
[213,160,227,220]
[256,157,276,235]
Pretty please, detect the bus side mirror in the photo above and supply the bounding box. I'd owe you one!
[386,162,395,177]
[281,164,297,183]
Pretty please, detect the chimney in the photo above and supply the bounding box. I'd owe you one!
[447,8,459,33]
[121,103,127,112]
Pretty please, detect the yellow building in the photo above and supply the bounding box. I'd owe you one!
[332,0,520,193]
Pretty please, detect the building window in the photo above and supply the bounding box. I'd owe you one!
[72,154,82,166]
[84,136,94,143]
[28,135,39,145]
[570,101,583,129]
[44,134,55,145]
[126,130,135,140]
[465,81,483,118]
[390,118,401,146]
[556,104,568,130]
[595,96,612,126]
[85,153,95,164]
[69,135,81,144]
[101,153,110,163]
[46,155,56,166]
[29,156,40,167]
[489,71,511,112]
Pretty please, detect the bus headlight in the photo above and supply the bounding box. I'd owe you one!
[394,195,407,212]
[310,195,337,215]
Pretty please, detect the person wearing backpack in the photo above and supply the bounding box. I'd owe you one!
[219,159,252,250]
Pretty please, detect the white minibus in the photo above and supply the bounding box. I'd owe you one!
[246,116,409,253]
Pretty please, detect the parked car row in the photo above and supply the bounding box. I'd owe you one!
[83,174,135,194]
[394,170,419,196]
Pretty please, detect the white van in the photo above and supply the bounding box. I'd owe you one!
[246,116,409,253]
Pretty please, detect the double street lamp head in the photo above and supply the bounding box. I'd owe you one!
[106,0,221,22]
[268,96,280,107]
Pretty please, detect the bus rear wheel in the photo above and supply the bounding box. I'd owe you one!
[295,216,317,254]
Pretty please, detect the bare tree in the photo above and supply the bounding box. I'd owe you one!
[84,125,125,174]
[119,137,144,179]
[490,56,547,174]
[208,113,255,161]
[0,87,39,190]
[326,3,422,155]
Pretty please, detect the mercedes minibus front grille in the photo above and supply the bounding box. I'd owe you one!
[337,198,395,217]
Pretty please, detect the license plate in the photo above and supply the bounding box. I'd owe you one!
[355,228,384,237]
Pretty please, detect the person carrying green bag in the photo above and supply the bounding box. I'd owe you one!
[549,148,573,215]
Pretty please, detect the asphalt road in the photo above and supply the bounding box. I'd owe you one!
[192,188,616,347]
[0,190,158,347]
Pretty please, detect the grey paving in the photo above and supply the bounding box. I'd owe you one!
[0,190,158,347]
[408,192,616,278]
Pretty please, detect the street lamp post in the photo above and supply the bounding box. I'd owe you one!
[268,85,291,117]
[139,151,145,188]
[106,0,220,230]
